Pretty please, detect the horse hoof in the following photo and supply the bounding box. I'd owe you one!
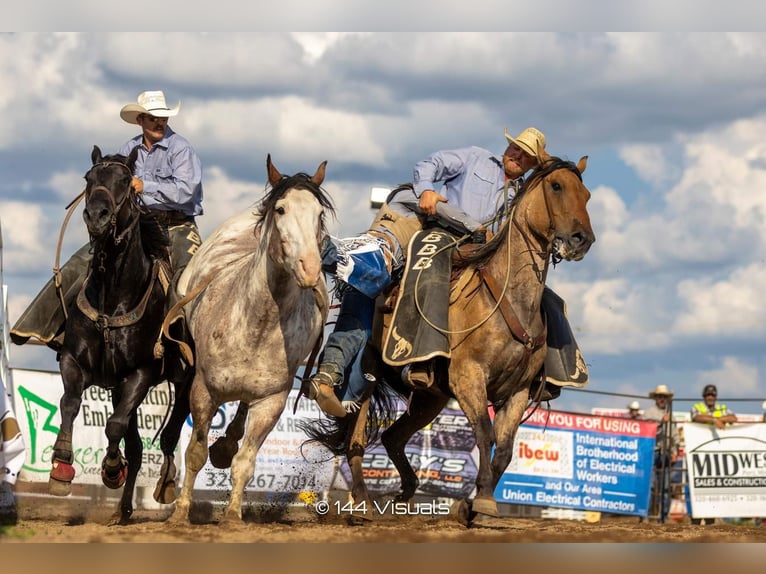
[449,499,472,526]
[471,496,499,517]
[219,509,244,527]
[208,438,238,469]
[101,459,128,489]
[48,476,73,497]
[153,480,177,504]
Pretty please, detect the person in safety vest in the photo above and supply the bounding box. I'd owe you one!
[691,384,737,429]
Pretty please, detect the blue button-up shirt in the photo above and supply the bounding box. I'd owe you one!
[413,146,518,227]
[118,126,204,216]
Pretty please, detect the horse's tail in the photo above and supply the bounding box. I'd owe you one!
[298,380,398,456]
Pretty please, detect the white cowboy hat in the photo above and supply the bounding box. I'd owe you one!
[649,384,674,398]
[120,91,180,125]
[628,401,640,410]
[504,127,547,161]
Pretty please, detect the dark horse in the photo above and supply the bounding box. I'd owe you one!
[303,153,595,526]
[48,146,190,524]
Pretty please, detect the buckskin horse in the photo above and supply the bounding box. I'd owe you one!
[49,146,191,524]
[303,152,595,526]
[167,155,334,524]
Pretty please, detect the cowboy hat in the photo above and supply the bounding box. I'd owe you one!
[649,384,674,398]
[504,127,547,161]
[120,91,180,125]
[628,401,640,410]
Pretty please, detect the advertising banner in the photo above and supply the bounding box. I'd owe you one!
[685,422,766,518]
[12,368,173,486]
[494,409,657,516]
[339,401,478,499]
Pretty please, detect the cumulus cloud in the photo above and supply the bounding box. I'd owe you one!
[695,356,759,395]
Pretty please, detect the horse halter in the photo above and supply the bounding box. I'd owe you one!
[85,161,140,248]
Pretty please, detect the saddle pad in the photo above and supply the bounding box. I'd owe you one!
[383,229,453,366]
[542,287,589,388]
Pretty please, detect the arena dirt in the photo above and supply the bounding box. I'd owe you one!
[3,495,766,543]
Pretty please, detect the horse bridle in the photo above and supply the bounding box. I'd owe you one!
[85,161,142,253]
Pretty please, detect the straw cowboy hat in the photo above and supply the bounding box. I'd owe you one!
[120,91,180,125]
[504,127,547,161]
[649,384,674,398]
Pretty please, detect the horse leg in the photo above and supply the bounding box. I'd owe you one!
[50,353,86,496]
[153,380,192,504]
[381,392,449,503]
[223,393,287,524]
[169,374,216,524]
[346,398,371,506]
[109,411,142,525]
[450,369,498,517]
[102,372,153,524]
[208,401,247,469]
[490,386,530,489]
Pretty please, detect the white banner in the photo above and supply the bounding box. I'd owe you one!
[12,368,175,487]
[685,422,766,518]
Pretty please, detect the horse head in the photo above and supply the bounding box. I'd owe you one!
[262,154,334,289]
[524,154,595,262]
[83,145,139,240]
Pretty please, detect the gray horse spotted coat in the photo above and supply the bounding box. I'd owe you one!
[169,156,333,523]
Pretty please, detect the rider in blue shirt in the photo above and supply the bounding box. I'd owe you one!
[307,128,546,416]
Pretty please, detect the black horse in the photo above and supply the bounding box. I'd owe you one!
[48,146,191,524]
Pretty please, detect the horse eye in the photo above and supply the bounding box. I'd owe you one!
[275,206,286,215]
[552,182,562,192]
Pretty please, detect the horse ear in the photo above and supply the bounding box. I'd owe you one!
[127,147,139,172]
[311,160,328,187]
[92,145,102,165]
[576,155,588,175]
[266,154,282,187]
[537,142,551,166]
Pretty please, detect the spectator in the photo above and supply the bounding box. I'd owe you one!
[627,401,642,419]
[691,384,737,429]
[644,384,681,521]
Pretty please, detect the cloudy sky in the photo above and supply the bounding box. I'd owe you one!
[2,32,766,417]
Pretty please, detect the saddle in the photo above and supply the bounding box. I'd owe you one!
[375,230,588,399]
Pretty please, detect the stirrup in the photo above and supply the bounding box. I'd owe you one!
[308,372,347,418]
[403,362,434,389]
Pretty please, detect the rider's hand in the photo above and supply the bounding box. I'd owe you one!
[418,189,448,216]
[131,177,144,194]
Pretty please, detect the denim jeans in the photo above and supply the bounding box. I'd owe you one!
[320,287,375,382]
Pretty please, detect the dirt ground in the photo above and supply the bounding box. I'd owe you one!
[3,492,766,543]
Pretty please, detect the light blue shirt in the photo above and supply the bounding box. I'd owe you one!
[118,126,204,216]
[412,146,519,227]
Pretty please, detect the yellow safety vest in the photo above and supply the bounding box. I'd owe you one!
[692,402,728,418]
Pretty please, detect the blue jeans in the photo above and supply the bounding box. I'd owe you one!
[320,287,375,387]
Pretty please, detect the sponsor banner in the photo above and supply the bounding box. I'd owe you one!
[12,368,172,486]
[685,422,766,518]
[338,401,478,499]
[494,409,656,516]
[179,391,336,495]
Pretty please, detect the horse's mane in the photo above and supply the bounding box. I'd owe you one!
[457,156,582,268]
[255,171,336,238]
[90,151,169,262]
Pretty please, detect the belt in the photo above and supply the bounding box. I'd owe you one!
[152,210,194,226]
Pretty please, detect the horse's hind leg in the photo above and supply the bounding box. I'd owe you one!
[153,381,192,504]
[381,392,448,502]
[347,398,372,506]
[208,401,247,469]
[169,375,217,524]
[50,353,86,496]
